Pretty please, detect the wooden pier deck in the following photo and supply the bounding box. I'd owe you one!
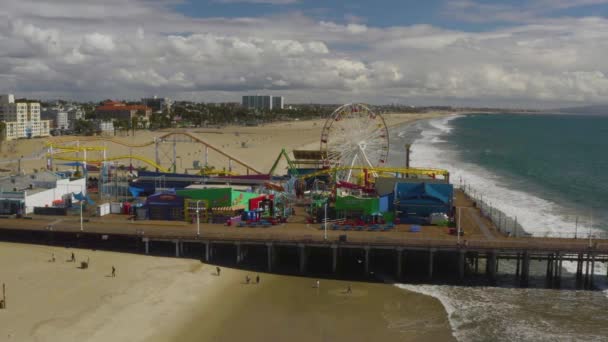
[1,190,607,288]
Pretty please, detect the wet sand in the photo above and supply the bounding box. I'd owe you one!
[173,273,455,342]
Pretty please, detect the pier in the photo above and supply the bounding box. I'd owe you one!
[1,191,606,289]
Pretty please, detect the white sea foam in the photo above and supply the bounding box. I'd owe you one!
[407,114,608,291]
[410,115,606,238]
[396,283,606,341]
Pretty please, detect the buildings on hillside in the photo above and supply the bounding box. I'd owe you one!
[242,95,285,110]
[0,94,50,140]
[142,96,172,113]
[94,100,151,123]
[272,96,284,110]
[42,102,85,131]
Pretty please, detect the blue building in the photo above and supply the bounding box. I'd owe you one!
[394,182,453,222]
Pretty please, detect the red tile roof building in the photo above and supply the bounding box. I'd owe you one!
[94,100,152,122]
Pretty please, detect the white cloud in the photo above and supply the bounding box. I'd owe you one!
[82,33,115,53]
[0,0,608,107]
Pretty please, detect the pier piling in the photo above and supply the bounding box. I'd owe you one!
[236,243,242,264]
[458,250,465,280]
[486,251,497,283]
[396,248,403,280]
[331,245,338,273]
[520,251,530,287]
[266,243,274,272]
[428,249,435,280]
[364,246,370,275]
[590,253,596,289]
[298,244,307,274]
[515,253,520,279]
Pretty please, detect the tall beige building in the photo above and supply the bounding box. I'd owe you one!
[1,94,50,140]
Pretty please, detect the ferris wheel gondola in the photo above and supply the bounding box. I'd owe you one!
[320,103,390,182]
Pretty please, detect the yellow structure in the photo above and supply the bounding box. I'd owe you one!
[298,166,450,182]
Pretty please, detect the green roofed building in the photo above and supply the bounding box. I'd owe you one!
[335,195,379,216]
[176,188,258,208]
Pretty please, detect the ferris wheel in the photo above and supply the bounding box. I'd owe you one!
[320,103,390,181]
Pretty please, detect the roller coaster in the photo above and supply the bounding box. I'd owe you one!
[46,131,263,175]
[297,166,450,182]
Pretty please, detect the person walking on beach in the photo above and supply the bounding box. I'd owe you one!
[51,253,55,262]
[346,284,352,294]
[71,252,75,262]
[111,266,116,278]
[245,275,250,284]
[256,275,260,284]
[216,267,221,276]
[314,280,320,289]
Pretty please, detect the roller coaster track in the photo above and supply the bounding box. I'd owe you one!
[48,154,170,173]
[46,131,263,174]
[297,166,449,180]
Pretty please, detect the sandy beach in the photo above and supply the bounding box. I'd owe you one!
[0,242,454,342]
[0,111,455,341]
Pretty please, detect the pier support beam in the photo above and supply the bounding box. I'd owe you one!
[486,251,496,283]
[520,251,530,287]
[331,245,338,273]
[584,253,591,288]
[174,240,180,257]
[545,253,553,287]
[143,238,149,255]
[458,250,466,281]
[266,243,274,272]
[236,243,243,264]
[364,247,370,276]
[553,252,562,288]
[576,253,583,283]
[396,248,404,280]
[428,249,436,280]
[205,241,211,262]
[515,253,520,279]
[298,244,307,274]
[589,253,595,289]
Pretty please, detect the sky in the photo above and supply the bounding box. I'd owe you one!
[1,0,608,108]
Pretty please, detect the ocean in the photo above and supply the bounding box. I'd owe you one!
[389,113,608,341]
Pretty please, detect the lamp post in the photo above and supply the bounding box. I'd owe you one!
[324,201,328,241]
[196,200,201,237]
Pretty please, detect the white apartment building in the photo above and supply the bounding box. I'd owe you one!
[242,95,284,110]
[1,94,50,140]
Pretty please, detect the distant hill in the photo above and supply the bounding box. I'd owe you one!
[554,105,608,115]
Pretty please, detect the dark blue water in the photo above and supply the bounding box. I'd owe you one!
[449,114,608,221]
[398,114,608,342]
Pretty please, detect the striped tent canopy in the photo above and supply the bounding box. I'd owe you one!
[212,205,246,212]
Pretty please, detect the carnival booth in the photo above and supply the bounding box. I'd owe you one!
[145,191,185,221]
[249,194,275,218]
[394,182,453,223]
[177,187,258,224]
[335,195,380,221]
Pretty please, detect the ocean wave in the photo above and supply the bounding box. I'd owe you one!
[396,283,608,341]
[408,114,608,291]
